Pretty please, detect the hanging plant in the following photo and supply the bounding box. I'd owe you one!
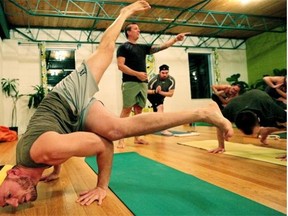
[39,42,48,95]
[213,48,221,84]
[226,73,250,94]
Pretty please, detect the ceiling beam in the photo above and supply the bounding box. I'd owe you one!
[5,0,284,49]
[152,0,211,44]
[0,1,10,39]
[13,28,246,50]
[8,0,286,34]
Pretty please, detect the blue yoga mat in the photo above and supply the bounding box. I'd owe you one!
[153,130,191,136]
[85,152,284,216]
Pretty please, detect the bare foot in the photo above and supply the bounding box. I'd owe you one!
[200,102,234,141]
[120,0,151,18]
[208,147,225,154]
[117,139,125,148]
[134,136,148,145]
[40,173,59,182]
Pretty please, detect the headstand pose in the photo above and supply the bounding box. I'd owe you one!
[0,0,233,208]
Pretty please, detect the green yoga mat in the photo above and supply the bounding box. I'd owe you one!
[85,152,284,216]
[277,132,287,139]
[194,122,213,126]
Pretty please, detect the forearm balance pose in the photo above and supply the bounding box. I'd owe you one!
[0,1,233,208]
[117,19,189,147]
[209,89,286,155]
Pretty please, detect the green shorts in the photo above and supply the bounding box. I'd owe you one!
[122,82,148,108]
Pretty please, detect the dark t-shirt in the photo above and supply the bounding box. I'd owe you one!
[117,42,152,82]
[222,89,286,128]
[16,92,79,168]
[148,74,175,102]
[148,74,176,92]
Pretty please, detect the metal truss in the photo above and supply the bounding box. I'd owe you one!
[12,28,246,50]
[3,0,286,49]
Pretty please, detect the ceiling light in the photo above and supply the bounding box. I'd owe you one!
[240,0,250,4]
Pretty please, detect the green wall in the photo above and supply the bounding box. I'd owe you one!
[246,31,286,84]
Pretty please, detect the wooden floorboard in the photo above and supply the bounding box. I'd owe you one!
[0,125,286,215]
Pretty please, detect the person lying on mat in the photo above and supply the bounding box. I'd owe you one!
[147,64,176,136]
[210,89,287,160]
[0,0,233,208]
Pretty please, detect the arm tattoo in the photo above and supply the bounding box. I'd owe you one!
[150,44,167,54]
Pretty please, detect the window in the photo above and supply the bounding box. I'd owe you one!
[45,49,75,90]
[188,53,212,99]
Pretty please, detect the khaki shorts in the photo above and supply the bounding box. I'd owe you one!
[16,62,99,168]
[53,61,99,129]
[122,82,148,108]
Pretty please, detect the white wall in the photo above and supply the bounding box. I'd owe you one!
[218,49,248,83]
[0,40,247,134]
[0,40,40,134]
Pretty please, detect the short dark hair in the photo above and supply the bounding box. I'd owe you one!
[235,110,258,135]
[159,64,169,71]
[124,23,137,38]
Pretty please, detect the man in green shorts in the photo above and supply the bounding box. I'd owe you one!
[116,22,189,147]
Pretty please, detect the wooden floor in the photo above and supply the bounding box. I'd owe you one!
[0,125,286,215]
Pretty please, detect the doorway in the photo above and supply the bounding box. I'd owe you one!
[188,53,211,99]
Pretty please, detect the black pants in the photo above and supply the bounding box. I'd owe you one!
[147,94,164,112]
[211,94,224,110]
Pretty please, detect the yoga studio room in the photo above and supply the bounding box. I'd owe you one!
[0,0,286,215]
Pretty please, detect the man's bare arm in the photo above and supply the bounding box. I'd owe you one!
[150,32,190,54]
[209,128,226,154]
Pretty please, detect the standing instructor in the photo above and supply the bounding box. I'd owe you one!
[117,22,189,147]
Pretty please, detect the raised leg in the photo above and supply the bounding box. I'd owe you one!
[86,0,151,85]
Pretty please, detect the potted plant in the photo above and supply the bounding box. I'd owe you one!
[1,78,23,133]
[27,85,45,109]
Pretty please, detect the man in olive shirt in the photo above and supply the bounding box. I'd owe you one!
[0,1,233,208]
